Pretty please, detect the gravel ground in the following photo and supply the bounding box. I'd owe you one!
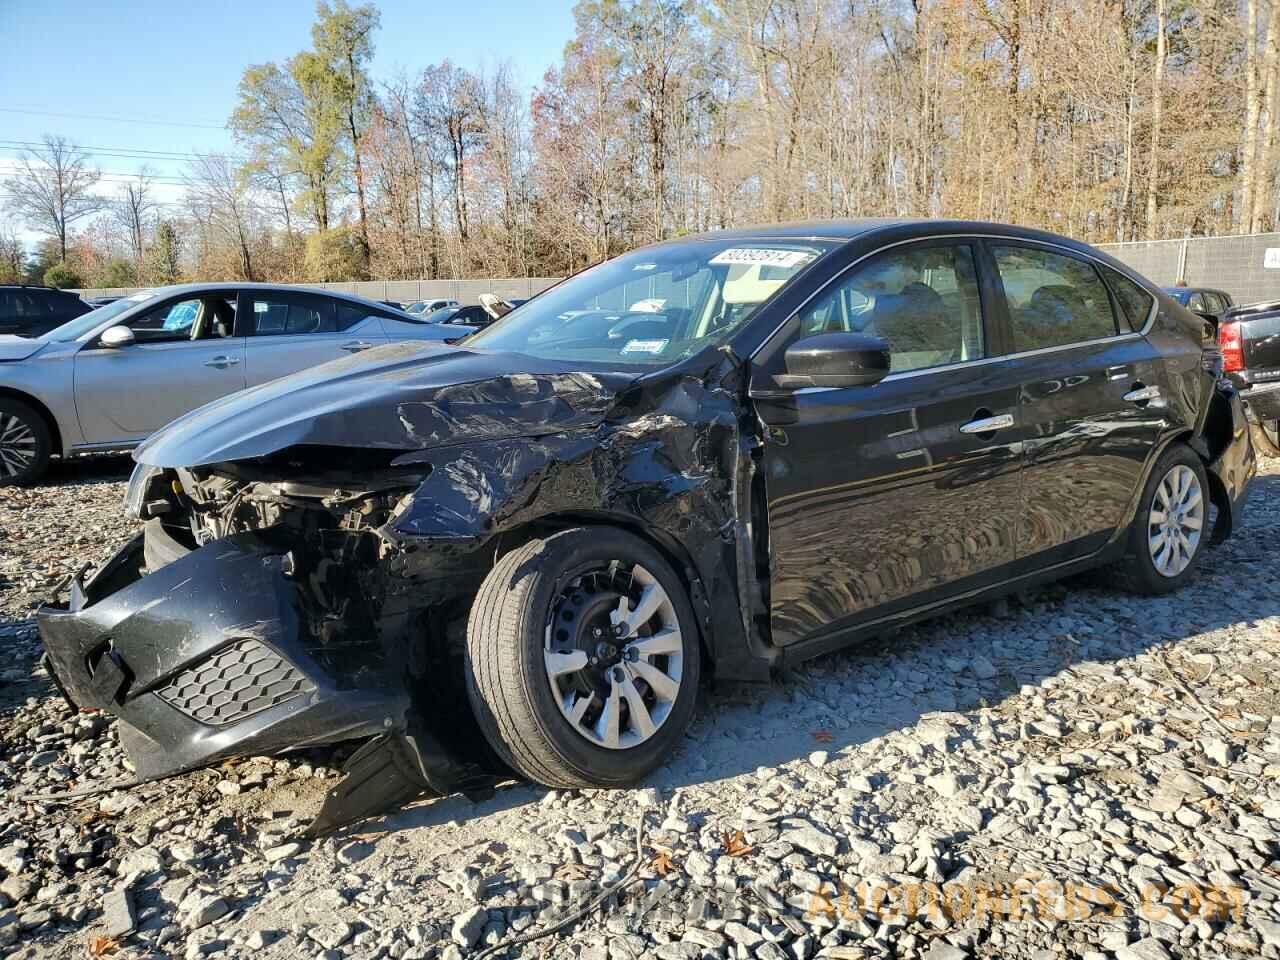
[2,453,1280,960]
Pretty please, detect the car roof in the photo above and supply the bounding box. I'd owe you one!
[641,218,1125,257]
[126,282,405,310]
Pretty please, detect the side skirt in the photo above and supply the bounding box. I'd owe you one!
[778,545,1125,669]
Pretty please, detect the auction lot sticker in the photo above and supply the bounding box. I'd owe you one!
[710,248,815,268]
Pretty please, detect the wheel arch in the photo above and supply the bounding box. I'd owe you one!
[487,510,718,673]
[1136,412,1233,547]
[0,387,63,455]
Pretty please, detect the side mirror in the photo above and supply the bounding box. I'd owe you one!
[777,332,891,389]
[100,325,136,349]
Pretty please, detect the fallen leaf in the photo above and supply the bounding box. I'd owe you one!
[79,809,115,827]
[650,849,678,876]
[87,936,119,958]
[722,829,753,858]
[811,730,834,743]
[553,863,591,881]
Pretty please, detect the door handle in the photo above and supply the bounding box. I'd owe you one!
[203,356,240,368]
[340,340,375,352]
[960,413,1014,435]
[1123,384,1161,404]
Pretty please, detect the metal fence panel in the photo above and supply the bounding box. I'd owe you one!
[1098,233,1280,305]
[1096,240,1183,287]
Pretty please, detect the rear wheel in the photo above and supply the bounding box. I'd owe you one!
[1115,444,1209,595]
[464,526,700,789]
[0,398,51,487]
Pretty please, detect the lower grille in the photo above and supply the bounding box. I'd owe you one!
[155,638,315,726]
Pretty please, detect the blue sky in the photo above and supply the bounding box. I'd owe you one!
[0,0,577,240]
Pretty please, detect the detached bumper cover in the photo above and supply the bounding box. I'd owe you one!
[1241,379,1280,423]
[37,529,409,781]
[1207,385,1256,539]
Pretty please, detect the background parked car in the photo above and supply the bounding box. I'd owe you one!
[423,303,493,330]
[0,283,459,484]
[405,297,460,315]
[1164,285,1234,321]
[1219,299,1280,457]
[0,284,92,338]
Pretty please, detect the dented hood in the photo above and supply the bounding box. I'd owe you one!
[134,340,636,468]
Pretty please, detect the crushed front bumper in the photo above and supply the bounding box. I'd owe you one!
[37,525,495,832]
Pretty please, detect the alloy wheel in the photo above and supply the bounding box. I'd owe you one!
[0,412,37,479]
[544,561,684,750]
[1148,464,1204,578]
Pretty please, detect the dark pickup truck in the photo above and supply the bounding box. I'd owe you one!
[1219,300,1280,455]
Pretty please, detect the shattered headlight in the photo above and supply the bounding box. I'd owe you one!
[123,463,163,519]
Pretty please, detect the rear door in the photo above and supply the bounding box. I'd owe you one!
[752,239,1025,647]
[73,294,247,443]
[240,292,390,387]
[991,242,1164,566]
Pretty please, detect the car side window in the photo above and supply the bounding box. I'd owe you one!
[992,245,1118,351]
[794,243,985,373]
[246,295,333,336]
[335,304,379,330]
[1100,266,1155,332]
[125,298,203,343]
[1203,292,1226,314]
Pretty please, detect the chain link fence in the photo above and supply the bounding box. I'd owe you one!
[75,277,564,304]
[1098,233,1280,305]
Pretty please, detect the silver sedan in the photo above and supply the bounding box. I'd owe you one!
[0,282,475,484]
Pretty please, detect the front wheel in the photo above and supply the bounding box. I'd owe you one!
[464,526,701,789]
[1115,444,1210,595]
[0,398,51,487]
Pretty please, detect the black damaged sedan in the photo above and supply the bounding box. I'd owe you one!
[38,220,1255,832]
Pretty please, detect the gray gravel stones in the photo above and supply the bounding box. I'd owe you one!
[4,453,1280,960]
[451,906,488,948]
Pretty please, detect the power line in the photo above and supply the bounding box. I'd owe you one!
[0,141,249,163]
[0,107,227,131]
[0,165,192,185]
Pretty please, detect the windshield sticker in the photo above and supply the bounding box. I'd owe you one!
[621,338,669,355]
[127,292,155,302]
[632,263,658,271]
[710,248,816,269]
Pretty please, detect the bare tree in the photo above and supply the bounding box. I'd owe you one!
[3,135,105,262]
[1145,0,1167,235]
[186,154,259,281]
[116,168,157,264]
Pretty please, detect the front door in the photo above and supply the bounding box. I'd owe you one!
[74,294,247,444]
[988,243,1164,565]
[751,240,1024,647]
[239,291,389,387]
